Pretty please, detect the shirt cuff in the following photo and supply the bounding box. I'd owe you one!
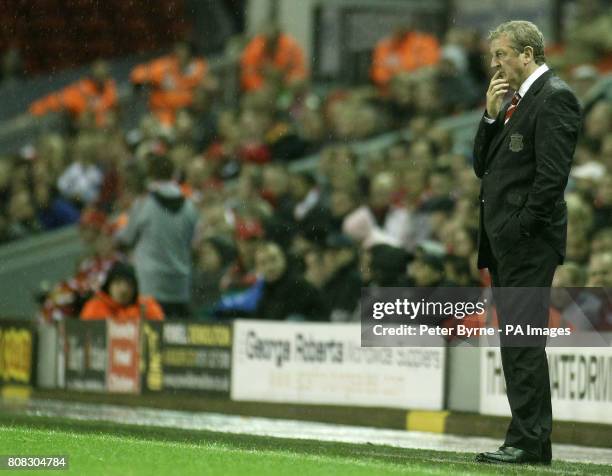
[483,114,496,124]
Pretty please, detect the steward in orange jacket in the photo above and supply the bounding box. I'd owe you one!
[80,262,164,321]
[131,41,207,125]
[371,28,440,92]
[30,60,117,128]
[240,27,307,92]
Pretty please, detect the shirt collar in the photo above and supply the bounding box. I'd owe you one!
[518,63,549,98]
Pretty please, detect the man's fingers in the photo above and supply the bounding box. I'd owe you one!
[488,79,509,93]
[492,83,509,92]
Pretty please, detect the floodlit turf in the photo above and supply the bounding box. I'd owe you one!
[0,417,611,476]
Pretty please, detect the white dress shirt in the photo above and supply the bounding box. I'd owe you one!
[484,63,550,123]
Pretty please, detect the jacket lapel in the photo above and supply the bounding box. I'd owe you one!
[487,70,552,161]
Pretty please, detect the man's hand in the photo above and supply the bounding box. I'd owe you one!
[486,70,510,118]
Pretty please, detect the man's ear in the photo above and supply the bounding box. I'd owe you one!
[522,46,534,65]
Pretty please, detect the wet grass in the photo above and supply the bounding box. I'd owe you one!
[0,414,611,475]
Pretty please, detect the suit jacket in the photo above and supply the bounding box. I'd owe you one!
[473,70,581,269]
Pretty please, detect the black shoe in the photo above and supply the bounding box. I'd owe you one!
[476,446,549,465]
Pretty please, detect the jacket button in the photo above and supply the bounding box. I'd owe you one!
[484,170,489,175]
[481,199,485,203]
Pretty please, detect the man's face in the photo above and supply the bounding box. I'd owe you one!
[199,242,222,272]
[489,35,525,90]
[330,190,354,218]
[369,175,395,210]
[256,245,286,282]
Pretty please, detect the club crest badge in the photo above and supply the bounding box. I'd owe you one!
[509,133,524,152]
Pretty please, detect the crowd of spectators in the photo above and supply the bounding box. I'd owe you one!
[0,13,610,328]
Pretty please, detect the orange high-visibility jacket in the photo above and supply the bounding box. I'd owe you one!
[30,78,117,127]
[240,33,307,91]
[371,32,440,89]
[80,290,164,321]
[131,55,207,124]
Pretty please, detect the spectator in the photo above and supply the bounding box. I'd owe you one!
[584,252,612,330]
[586,251,612,287]
[78,208,109,253]
[189,83,220,151]
[567,193,595,239]
[131,40,209,125]
[57,134,104,207]
[253,241,328,320]
[220,218,264,292]
[116,155,199,318]
[40,219,123,322]
[290,172,323,221]
[192,236,236,317]
[568,64,600,102]
[35,133,67,186]
[321,234,361,321]
[445,255,478,286]
[371,26,440,93]
[33,180,80,230]
[583,100,612,153]
[551,262,589,330]
[408,250,449,286]
[593,174,612,231]
[566,227,591,265]
[81,262,164,321]
[446,227,477,259]
[368,243,411,287]
[237,108,272,164]
[240,25,307,92]
[421,197,456,243]
[29,60,117,129]
[303,244,327,289]
[591,227,612,255]
[343,205,401,250]
[329,187,359,233]
[6,188,42,241]
[367,171,411,247]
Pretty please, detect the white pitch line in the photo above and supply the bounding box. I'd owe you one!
[4,399,612,466]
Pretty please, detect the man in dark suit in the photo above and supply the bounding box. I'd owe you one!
[473,21,581,465]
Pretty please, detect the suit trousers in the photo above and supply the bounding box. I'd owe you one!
[486,230,559,460]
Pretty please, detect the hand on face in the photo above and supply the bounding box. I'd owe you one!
[486,70,510,118]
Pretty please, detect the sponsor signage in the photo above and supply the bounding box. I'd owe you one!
[0,320,35,389]
[141,321,163,392]
[161,322,231,394]
[107,318,140,394]
[64,320,106,392]
[480,345,612,424]
[231,320,445,409]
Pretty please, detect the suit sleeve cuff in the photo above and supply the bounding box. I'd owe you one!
[483,114,496,124]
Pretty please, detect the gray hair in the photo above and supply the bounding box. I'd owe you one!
[488,21,546,65]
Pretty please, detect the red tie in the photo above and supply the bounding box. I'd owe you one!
[504,92,521,125]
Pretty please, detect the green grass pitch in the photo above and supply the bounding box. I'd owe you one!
[0,415,611,475]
